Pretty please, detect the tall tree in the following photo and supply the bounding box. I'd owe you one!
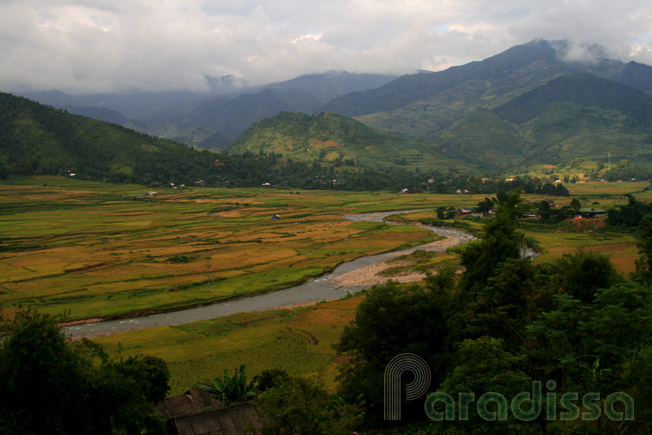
[0,311,169,435]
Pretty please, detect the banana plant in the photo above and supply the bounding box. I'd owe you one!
[198,365,256,405]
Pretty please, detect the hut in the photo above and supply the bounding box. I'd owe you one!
[578,207,606,219]
[157,389,268,435]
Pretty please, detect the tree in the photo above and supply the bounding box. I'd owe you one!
[635,214,652,286]
[552,251,622,304]
[198,365,256,405]
[458,190,525,293]
[434,337,533,433]
[257,376,363,435]
[254,368,290,392]
[0,311,169,435]
[607,194,652,226]
[527,283,652,433]
[335,281,451,424]
[476,197,495,216]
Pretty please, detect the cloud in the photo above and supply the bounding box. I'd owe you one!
[1,0,651,93]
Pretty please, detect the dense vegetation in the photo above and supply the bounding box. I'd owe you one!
[1,93,591,193]
[0,312,170,434]
[328,191,652,433]
[228,111,472,172]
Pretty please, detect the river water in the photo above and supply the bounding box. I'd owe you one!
[63,210,475,338]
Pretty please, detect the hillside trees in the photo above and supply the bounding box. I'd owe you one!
[0,311,169,435]
[334,190,652,433]
[334,281,453,425]
[257,375,364,435]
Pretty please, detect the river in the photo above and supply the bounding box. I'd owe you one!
[63,210,475,338]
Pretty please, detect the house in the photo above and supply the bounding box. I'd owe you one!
[157,389,268,435]
[578,207,606,219]
[272,215,280,220]
[145,191,158,197]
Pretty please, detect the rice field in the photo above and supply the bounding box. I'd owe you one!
[93,296,363,394]
[3,176,649,395]
[1,176,447,320]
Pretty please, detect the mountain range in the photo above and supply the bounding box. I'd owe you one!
[6,39,652,175]
[19,71,398,147]
[227,40,652,170]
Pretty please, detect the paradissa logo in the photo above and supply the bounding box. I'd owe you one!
[384,354,634,422]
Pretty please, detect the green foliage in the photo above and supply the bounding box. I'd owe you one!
[476,197,495,215]
[0,311,169,434]
[257,376,364,435]
[253,368,290,392]
[458,190,525,292]
[552,251,623,303]
[607,194,652,226]
[435,337,532,432]
[527,283,652,430]
[228,111,472,172]
[197,365,256,405]
[335,281,453,424]
[635,214,652,285]
[166,254,190,263]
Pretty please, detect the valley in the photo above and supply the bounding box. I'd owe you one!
[3,36,652,434]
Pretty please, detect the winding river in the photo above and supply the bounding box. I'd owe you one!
[63,210,475,339]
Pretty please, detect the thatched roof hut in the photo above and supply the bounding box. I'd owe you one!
[157,389,268,435]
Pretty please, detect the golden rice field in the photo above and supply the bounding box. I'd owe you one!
[1,176,463,320]
[3,176,649,394]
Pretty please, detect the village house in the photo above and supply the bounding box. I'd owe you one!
[157,389,268,435]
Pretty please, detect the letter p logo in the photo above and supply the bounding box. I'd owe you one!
[384,353,431,420]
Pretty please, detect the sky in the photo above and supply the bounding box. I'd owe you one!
[2,0,652,94]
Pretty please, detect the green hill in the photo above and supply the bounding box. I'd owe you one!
[519,102,652,165]
[227,112,474,172]
[429,108,530,168]
[0,92,212,183]
[428,75,652,169]
[494,74,652,125]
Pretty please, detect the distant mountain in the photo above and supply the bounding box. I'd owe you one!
[0,92,213,183]
[228,112,474,172]
[145,88,323,140]
[431,108,528,168]
[198,131,234,150]
[248,70,398,102]
[19,90,205,119]
[428,73,652,169]
[323,39,652,139]
[139,71,398,147]
[493,73,652,125]
[16,71,398,148]
[62,106,143,128]
[322,40,564,117]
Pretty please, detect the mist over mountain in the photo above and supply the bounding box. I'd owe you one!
[9,39,652,173]
[18,71,398,147]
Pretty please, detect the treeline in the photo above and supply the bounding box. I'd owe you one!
[0,312,170,434]
[607,194,652,226]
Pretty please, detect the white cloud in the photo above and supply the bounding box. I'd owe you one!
[1,0,651,93]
